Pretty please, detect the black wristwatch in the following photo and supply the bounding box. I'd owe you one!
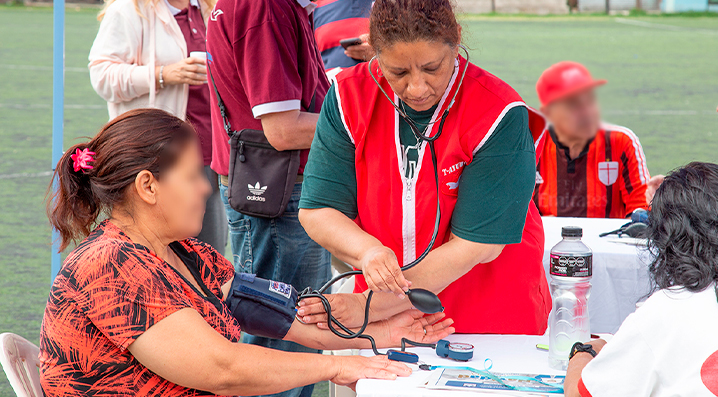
[569,342,597,360]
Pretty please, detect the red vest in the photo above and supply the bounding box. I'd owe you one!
[334,57,551,334]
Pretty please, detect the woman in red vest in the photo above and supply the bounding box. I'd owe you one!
[297,0,551,335]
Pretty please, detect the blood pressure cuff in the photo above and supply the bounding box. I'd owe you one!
[226,273,298,340]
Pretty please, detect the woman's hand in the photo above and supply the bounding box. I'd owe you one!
[297,292,368,328]
[331,355,411,390]
[359,246,410,299]
[158,57,207,87]
[380,310,455,348]
[645,174,665,203]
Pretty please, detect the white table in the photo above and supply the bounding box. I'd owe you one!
[356,334,563,397]
[353,218,648,396]
[541,217,652,333]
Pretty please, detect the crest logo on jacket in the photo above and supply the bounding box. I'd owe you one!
[210,8,223,21]
[446,175,462,190]
[598,161,619,186]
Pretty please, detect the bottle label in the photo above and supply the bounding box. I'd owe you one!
[550,254,592,277]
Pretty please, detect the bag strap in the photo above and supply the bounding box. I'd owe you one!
[308,93,317,114]
[207,60,234,138]
[207,60,317,139]
[169,242,226,312]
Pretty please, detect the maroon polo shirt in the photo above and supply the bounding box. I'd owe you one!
[174,3,213,166]
[206,0,329,176]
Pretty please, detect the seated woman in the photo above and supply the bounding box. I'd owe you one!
[40,108,454,396]
[564,161,718,397]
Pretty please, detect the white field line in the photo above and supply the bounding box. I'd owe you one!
[0,103,105,110]
[0,171,54,180]
[1,64,88,73]
[614,18,718,34]
[603,109,717,116]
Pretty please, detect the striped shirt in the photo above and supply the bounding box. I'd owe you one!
[313,0,372,69]
[534,124,650,218]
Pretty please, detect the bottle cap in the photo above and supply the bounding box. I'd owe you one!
[561,226,583,238]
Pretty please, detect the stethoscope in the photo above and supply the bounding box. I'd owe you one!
[364,43,470,271]
[296,45,472,357]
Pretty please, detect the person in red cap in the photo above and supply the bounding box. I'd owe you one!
[533,61,663,218]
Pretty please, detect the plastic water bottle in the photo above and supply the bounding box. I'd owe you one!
[548,226,592,370]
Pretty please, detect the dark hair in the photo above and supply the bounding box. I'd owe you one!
[369,0,460,53]
[646,162,718,296]
[47,108,197,251]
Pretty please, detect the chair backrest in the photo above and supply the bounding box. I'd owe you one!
[0,333,43,397]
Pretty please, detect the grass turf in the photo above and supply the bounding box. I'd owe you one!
[0,5,716,396]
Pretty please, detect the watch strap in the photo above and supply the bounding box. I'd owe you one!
[569,342,597,360]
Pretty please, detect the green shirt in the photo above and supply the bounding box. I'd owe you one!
[299,86,536,245]
[398,102,435,180]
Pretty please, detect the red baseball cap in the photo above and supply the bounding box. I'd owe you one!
[536,61,607,107]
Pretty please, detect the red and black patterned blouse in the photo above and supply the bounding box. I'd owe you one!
[39,220,241,396]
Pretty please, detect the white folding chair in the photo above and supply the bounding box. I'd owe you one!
[0,333,43,397]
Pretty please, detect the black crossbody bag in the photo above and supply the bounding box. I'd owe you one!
[207,63,314,219]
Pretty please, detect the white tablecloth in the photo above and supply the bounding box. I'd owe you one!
[356,334,563,397]
[541,217,652,333]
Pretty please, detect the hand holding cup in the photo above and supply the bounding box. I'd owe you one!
[161,51,207,86]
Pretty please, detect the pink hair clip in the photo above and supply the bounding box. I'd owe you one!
[70,148,96,172]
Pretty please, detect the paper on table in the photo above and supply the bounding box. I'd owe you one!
[356,334,565,397]
[424,367,564,395]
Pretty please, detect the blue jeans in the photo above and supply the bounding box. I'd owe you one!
[220,180,331,397]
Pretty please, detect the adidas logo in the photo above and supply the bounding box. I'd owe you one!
[247,182,267,202]
[248,182,267,196]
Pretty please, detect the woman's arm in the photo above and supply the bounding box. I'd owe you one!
[128,308,411,395]
[285,309,454,351]
[362,234,504,320]
[220,276,454,350]
[297,209,504,326]
[564,339,606,397]
[564,354,594,397]
[89,5,152,103]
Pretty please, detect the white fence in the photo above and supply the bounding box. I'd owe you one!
[454,0,661,14]
[455,0,569,14]
[578,0,661,11]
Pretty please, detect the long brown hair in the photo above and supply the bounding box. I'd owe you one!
[47,108,196,251]
[369,0,461,53]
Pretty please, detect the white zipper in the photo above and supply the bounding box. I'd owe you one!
[394,60,458,266]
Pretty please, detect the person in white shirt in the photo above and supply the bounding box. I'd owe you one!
[88,0,227,253]
[564,161,718,397]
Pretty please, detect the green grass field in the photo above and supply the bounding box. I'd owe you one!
[0,5,716,396]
